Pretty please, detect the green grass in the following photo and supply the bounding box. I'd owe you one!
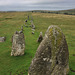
[0,12,75,75]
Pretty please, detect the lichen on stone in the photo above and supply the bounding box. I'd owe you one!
[28,25,69,75]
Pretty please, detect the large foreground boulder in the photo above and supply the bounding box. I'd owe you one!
[11,31,25,56]
[28,25,69,75]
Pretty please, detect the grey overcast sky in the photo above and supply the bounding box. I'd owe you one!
[0,0,75,11]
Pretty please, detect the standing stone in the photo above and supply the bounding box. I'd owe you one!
[37,32,43,43]
[31,21,35,29]
[28,25,69,75]
[11,31,25,56]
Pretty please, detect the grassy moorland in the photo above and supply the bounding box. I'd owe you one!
[0,12,75,75]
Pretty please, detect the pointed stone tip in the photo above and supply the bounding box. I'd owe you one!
[45,25,64,47]
[45,25,63,37]
[47,25,62,32]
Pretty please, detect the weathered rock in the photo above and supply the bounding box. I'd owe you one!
[37,32,43,43]
[0,37,6,42]
[25,19,27,22]
[31,21,35,29]
[19,30,23,33]
[32,29,35,31]
[11,31,25,56]
[32,24,35,29]
[32,32,34,34]
[28,25,69,75]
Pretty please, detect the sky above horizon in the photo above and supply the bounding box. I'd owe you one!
[0,0,75,11]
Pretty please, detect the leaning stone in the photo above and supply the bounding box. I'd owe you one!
[0,37,6,42]
[11,31,25,56]
[37,32,43,43]
[28,25,69,75]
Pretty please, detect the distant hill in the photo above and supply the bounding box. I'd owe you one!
[32,9,75,15]
[0,9,75,15]
[56,9,75,15]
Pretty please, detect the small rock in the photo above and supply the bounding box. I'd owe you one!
[15,31,18,34]
[37,32,43,43]
[25,25,28,27]
[25,19,27,22]
[32,32,34,34]
[19,30,23,33]
[0,37,6,42]
[32,24,35,29]
[31,29,35,31]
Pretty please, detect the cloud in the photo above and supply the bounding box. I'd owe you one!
[0,0,38,6]
[0,0,66,6]
[0,0,75,11]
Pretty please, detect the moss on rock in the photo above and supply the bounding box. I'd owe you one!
[28,25,69,75]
